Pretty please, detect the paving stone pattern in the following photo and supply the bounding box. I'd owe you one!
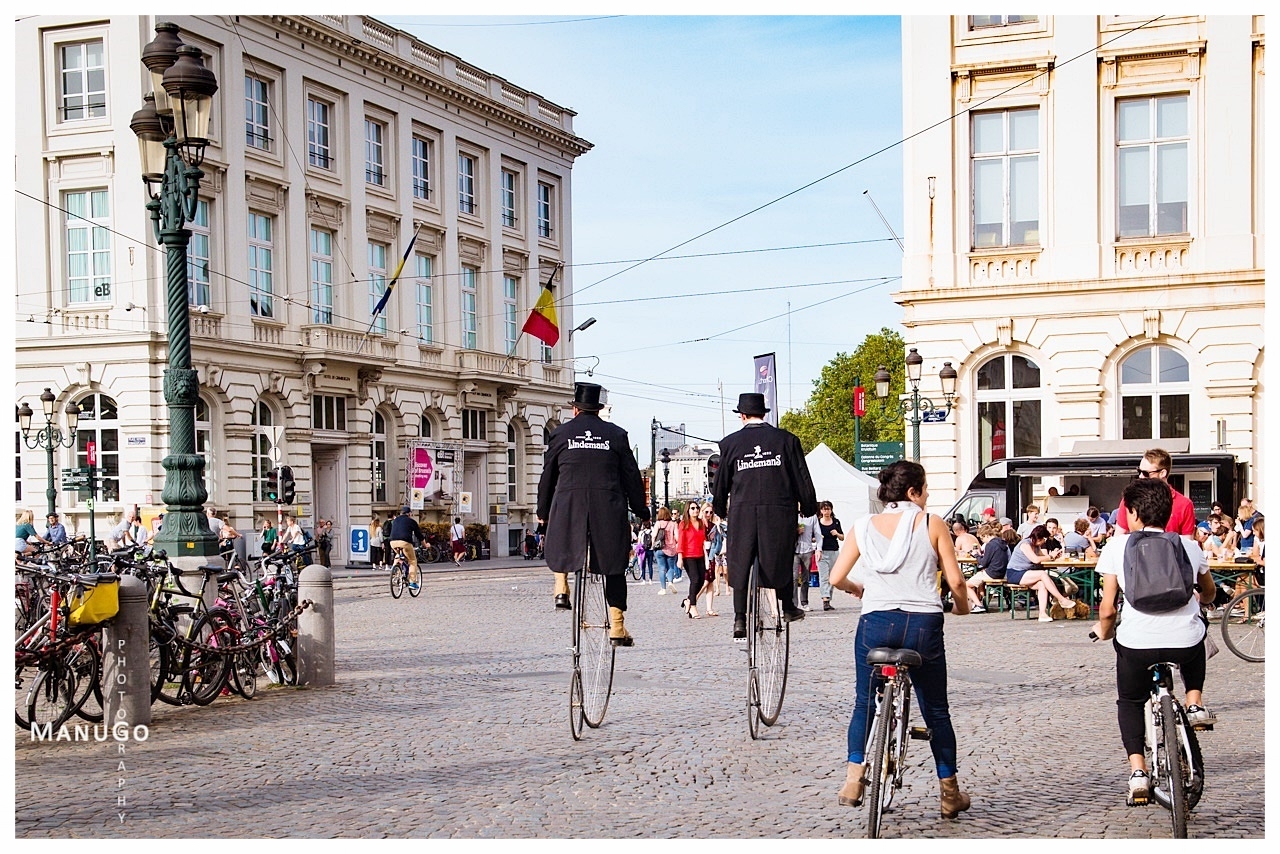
[15,567,1265,838]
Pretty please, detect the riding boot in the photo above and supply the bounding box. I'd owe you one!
[608,606,634,647]
[837,762,866,806]
[939,775,972,818]
[553,572,571,610]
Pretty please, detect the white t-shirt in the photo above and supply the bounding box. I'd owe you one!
[1094,529,1208,650]
[450,523,465,541]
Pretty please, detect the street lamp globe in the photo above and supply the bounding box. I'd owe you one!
[905,347,924,386]
[873,365,892,399]
[939,361,958,402]
[140,21,183,115]
[162,44,218,163]
[39,387,55,419]
[130,93,168,185]
[17,402,33,437]
[64,400,80,435]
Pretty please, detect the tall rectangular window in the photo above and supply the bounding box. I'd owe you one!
[60,40,105,121]
[310,227,334,325]
[972,108,1039,248]
[503,275,519,354]
[308,97,332,168]
[540,340,553,364]
[248,212,274,318]
[245,74,271,150]
[1117,95,1189,238]
[415,254,433,344]
[368,241,388,335]
[969,15,1037,28]
[312,395,348,431]
[187,199,211,307]
[462,409,487,441]
[537,183,554,238]
[65,189,111,303]
[412,137,431,200]
[461,265,478,350]
[364,119,386,186]
[501,169,518,227]
[458,153,476,214]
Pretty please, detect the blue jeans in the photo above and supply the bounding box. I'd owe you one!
[640,549,655,581]
[847,609,958,779]
[655,552,679,588]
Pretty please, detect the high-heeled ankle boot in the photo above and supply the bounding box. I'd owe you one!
[939,775,971,818]
[837,762,865,806]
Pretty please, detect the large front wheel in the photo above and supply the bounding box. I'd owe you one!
[577,570,615,728]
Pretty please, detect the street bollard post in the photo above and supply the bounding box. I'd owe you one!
[103,573,151,728]
[296,564,335,687]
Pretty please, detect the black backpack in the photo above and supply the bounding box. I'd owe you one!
[1124,530,1197,613]
[652,523,667,550]
[641,529,653,550]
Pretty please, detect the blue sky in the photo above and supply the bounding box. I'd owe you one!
[371,14,903,456]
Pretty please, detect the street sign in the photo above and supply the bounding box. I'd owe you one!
[922,409,949,423]
[349,526,371,563]
[858,441,905,475]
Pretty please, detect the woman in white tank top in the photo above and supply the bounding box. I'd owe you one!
[827,460,973,820]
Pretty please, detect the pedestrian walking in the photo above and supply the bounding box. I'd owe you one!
[638,519,656,583]
[677,501,709,618]
[816,500,845,610]
[711,392,818,640]
[316,518,333,567]
[536,382,650,645]
[450,517,467,565]
[828,459,973,817]
[794,511,820,611]
[651,507,680,594]
[369,515,384,569]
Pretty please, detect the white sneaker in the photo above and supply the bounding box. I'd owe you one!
[1186,705,1216,726]
[1127,770,1150,805]
[800,603,811,612]
[658,587,668,595]
[970,604,987,614]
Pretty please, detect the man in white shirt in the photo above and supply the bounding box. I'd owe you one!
[1016,505,1041,538]
[792,513,819,611]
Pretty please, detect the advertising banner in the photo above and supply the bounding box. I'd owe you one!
[409,446,434,509]
[404,442,460,506]
[753,352,779,427]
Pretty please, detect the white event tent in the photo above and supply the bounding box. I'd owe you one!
[804,442,883,520]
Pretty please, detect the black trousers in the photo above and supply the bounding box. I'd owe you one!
[732,559,796,619]
[1113,637,1206,756]
[684,556,707,604]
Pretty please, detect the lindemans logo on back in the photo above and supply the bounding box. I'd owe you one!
[737,444,781,471]
[568,429,610,451]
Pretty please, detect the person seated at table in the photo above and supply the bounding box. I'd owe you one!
[1087,506,1108,539]
[1090,477,1217,803]
[1205,514,1238,559]
[965,522,1010,613]
[1006,524,1076,622]
[1062,518,1096,558]
[1242,516,1264,590]
[951,519,980,557]
[1043,518,1063,552]
[1196,503,1225,534]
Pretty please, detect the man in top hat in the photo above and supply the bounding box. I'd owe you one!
[712,392,819,640]
[538,382,651,645]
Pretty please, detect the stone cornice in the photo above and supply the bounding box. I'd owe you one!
[896,269,1264,304]
[1204,379,1258,399]
[268,16,593,158]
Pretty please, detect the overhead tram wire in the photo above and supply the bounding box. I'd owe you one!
[554,15,1166,310]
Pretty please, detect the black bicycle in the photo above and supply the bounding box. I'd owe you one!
[1220,585,1264,662]
[568,547,614,740]
[389,548,422,599]
[860,647,934,837]
[744,561,789,740]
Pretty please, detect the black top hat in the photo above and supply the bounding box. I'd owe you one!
[572,382,606,412]
[733,392,770,416]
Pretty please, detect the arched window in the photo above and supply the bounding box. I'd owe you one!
[75,392,120,502]
[251,399,276,502]
[195,396,215,502]
[420,414,433,439]
[372,412,388,504]
[1120,345,1190,440]
[975,354,1042,466]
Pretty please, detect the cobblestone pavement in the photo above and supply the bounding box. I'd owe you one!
[15,568,1265,838]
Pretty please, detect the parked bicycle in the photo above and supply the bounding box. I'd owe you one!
[1220,585,1264,662]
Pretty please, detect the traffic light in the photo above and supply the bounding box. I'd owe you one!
[280,465,296,504]
[706,453,721,489]
[266,466,280,501]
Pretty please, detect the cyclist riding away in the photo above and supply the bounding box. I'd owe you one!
[537,382,650,645]
[711,392,818,641]
[390,505,424,591]
[1090,476,1217,804]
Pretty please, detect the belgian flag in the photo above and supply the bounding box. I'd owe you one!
[521,266,561,347]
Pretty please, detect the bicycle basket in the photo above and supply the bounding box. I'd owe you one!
[68,576,120,626]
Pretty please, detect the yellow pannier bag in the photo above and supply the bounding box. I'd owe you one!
[68,576,120,626]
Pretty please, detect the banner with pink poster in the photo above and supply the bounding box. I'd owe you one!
[408,446,435,509]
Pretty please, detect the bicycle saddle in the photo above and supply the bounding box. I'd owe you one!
[867,647,922,667]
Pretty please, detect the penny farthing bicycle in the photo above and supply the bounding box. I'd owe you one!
[569,545,616,740]
[745,559,790,739]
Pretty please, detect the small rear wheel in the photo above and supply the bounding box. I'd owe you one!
[568,669,585,741]
[747,670,762,740]
[866,679,898,839]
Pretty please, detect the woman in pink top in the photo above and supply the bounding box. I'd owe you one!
[676,501,708,618]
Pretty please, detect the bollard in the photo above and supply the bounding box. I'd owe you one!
[103,573,151,728]
[296,564,335,687]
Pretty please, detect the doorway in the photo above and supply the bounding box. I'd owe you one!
[313,446,347,564]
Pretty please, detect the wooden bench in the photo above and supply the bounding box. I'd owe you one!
[1006,583,1038,620]
[980,579,1008,613]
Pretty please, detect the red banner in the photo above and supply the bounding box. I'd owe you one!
[852,386,866,418]
[86,441,97,466]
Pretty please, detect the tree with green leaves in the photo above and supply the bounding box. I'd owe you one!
[780,327,906,464]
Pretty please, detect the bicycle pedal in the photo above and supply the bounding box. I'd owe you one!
[1127,794,1150,807]
[909,726,933,741]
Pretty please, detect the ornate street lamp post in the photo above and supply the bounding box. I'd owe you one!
[17,388,80,518]
[874,349,958,462]
[130,22,220,557]
[660,447,671,510]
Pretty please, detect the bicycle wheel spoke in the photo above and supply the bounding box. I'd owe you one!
[754,586,789,726]
[578,572,614,728]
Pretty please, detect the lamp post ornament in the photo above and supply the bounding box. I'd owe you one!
[873,350,957,463]
[131,22,220,557]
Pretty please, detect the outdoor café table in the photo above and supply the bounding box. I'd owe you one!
[1044,557,1098,612]
[1208,558,1257,590]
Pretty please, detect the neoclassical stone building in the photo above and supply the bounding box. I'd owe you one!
[14,15,591,560]
[897,15,1265,510]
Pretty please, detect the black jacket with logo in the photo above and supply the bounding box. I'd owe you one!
[537,412,650,576]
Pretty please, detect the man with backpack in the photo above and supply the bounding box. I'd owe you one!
[1091,476,1217,804]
